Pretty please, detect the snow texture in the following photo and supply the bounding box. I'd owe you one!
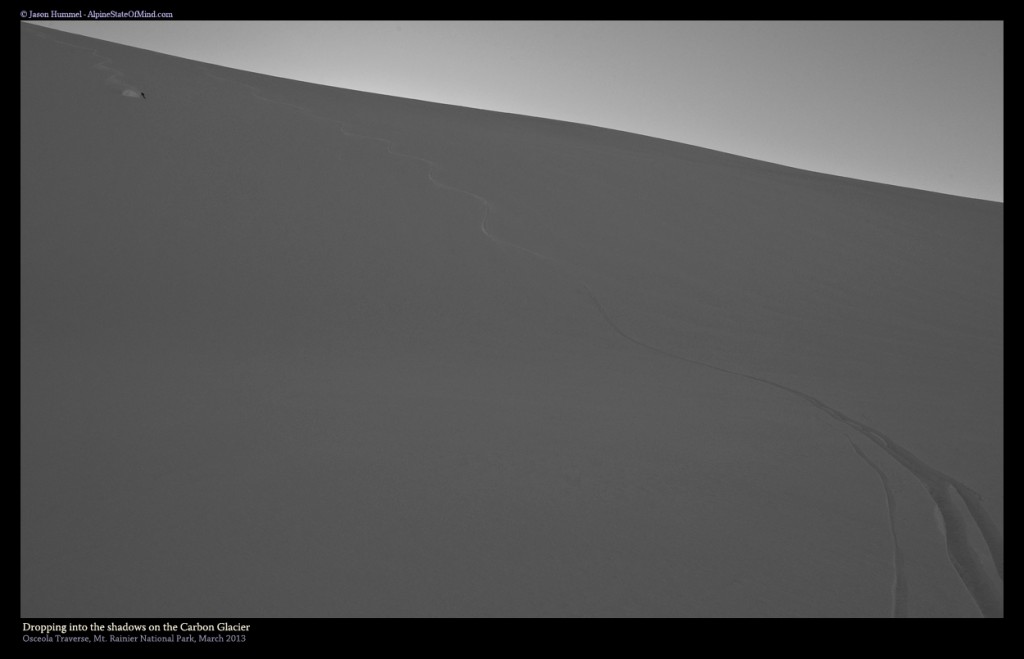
[21,24,1002,617]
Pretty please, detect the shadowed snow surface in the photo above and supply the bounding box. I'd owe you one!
[21,24,1002,617]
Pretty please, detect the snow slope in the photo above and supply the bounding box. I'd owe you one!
[21,24,1002,617]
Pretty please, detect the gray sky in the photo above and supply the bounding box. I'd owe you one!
[31,20,1003,201]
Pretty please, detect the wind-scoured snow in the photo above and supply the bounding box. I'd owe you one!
[21,24,1002,617]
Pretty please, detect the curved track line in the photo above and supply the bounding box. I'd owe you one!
[845,436,908,617]
[580,283,1002,617]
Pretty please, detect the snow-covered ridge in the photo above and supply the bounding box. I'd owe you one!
[21,23,1002,617]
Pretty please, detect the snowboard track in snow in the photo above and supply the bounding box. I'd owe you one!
[845,436,908,617]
